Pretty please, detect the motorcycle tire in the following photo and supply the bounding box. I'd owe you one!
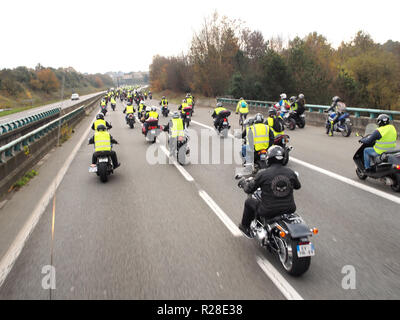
[98,162,108,183]
[342,124,352,137]
[391,174,400,192]
[277,237,311,276]
[297,118,305,128]
[288,119,296,131]
[281,149,289,166]
[356,167,367,180]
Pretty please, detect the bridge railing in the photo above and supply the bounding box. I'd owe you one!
[216,98,400,120]
[0,108,61,135]
[0,106,84,164]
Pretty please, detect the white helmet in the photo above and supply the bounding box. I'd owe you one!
[140,100,144,104]
[145,106,151,112]
[280,93,287,100]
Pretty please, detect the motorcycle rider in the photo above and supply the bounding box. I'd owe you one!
[241,113,274,164]
[162,111,187,152]
[91,113,112,131]
[236,98,249,124]
[238,145,301,238]
[211,102,231,131]
[265,107,285,137]
[326,96,346,136]
[296,93,306,115]
[159,96,169,113]
[178,99,192,127]
[359,114,398,172]
[276,93,290,117]
[88,124,120,169]
[123,101,136,124]
[110,96,117,108]
[142,106,159,135]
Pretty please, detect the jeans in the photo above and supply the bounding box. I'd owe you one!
[363,147,379,169]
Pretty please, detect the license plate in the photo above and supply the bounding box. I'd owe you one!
[260,154,267,160]
[151,130,155,134]
[98,158,108,163]
[223,122,227,125]
[89,166,97,173]
[297,243,315,257]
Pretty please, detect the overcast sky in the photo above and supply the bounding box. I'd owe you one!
[0,0,399,74]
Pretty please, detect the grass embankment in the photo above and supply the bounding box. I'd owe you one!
[10,170,38,191]
[0,86,106,118]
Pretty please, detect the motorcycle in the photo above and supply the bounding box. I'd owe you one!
[182,107,192,128]
[127,113,135,129]
[354,124,400,192]
[111,103,116,111]
[236,175,318,276]
[161,106,169,117]
[143,121,162,143]
[89,151,115,183]
[169,134,190,165]
[274,134,293,166]
[282,111,297,131]
[217,115,231,138]
[325,111,352,137]
[149,93,152,100]
[101,106,107,116]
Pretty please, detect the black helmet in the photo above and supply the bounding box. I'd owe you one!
[268,107,277,116]
[332,96,341,103]
[267,145,285,164]
[97,124,107,131]
[96,113,104,120]
[254,113,264,123]
[377,114,390,127]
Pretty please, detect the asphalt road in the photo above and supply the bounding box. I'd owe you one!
[0,91,104,126]
[0,98,399,299]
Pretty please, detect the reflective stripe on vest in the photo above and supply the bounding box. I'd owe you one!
[94,131,111,152]
[250,123,270,151]
[374,125,397,154]
[94,119,106,130]
[171,119,185,137]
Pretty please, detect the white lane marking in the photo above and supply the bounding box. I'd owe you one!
[0,113,97,287]
[198,190,242,237]
[159,145,194,182]
[256,256,303,300]
[290,157,400,205]
[192,118,400,205]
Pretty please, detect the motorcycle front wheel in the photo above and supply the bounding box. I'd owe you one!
[342,124,352,137]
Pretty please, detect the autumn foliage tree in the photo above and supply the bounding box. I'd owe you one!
[149,13,400,111]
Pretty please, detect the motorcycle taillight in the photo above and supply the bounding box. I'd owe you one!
[186,112,190,115]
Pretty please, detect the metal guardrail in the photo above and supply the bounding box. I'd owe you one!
[0,107,61,135]
[0,106,84,163]
[217,98,400,120]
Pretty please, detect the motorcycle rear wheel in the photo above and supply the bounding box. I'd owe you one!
[277,237,311,276]
[98,163,108,183]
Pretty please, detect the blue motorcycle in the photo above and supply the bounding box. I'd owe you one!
[325,111,352,137]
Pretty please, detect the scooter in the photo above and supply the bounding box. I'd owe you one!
[354,124,400,192]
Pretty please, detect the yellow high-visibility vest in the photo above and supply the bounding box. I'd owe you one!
[94,131,111,152]
[374,125,397,154]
